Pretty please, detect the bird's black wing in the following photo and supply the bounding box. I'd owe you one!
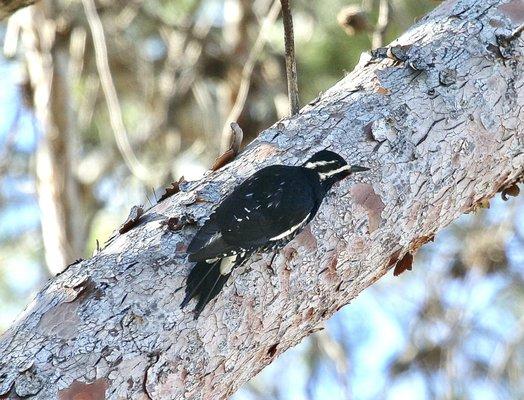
[187,165,317,262]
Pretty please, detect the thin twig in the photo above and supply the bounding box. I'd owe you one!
[82,0,152,182]
[280,0,300,116]
[510,23,524,40]
[212,122,244,171]
[498,22,524,47]
[228,122,243,154]
[221,0,281,148]
[372,0,390,49]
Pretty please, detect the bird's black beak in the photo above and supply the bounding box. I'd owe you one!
[350,165,370,173]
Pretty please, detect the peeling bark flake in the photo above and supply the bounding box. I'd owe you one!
[118,206,145,234]
[160,217,183,231]
[410,235,435,252]
[393,253,414,276]
[387,249,402,267]
[211,149,237,171]
[58,379,108,400]
[267,344,278,358]
[501,184,520,200]
[158,177,187,203]
[350,183,385,233]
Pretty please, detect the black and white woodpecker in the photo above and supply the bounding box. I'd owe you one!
[181,150,369,318]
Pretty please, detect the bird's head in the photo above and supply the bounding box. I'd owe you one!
[303,150,369,190]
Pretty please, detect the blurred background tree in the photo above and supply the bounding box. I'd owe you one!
[0,0,522,398]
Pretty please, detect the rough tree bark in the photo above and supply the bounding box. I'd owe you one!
[1,0,523,399]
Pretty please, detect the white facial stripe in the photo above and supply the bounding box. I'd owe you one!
[269,213,310,241]
[304,160,339,169]
[319,165,351,180]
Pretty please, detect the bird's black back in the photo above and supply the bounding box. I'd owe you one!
[188,165,323,262]
[182,150,369,318]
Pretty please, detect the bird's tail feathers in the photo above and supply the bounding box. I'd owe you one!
[188,236,232,262]
[180,259,232,319]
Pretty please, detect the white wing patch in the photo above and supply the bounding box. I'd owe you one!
[219,256,236,275]
[269,213,311,241]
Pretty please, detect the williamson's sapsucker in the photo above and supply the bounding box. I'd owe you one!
[181,150,369,318]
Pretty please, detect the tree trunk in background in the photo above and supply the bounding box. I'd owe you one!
[18,3,85,274]
[0,0,523,398]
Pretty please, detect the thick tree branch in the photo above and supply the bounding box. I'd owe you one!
[0,0,523,399]
[0,0,37,20]
[280,0,300,115]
